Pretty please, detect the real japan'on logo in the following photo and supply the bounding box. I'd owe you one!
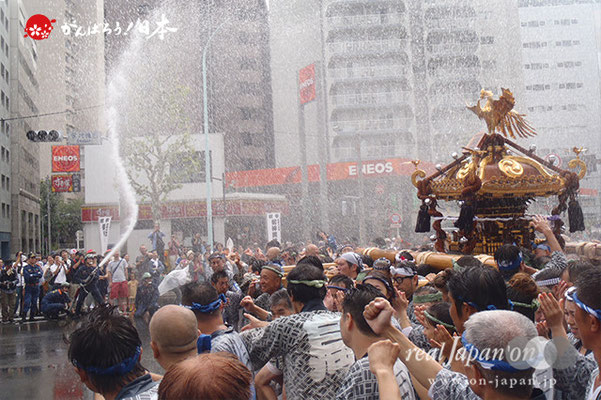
[24,14,56,41]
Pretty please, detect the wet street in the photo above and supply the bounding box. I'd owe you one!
[0,317,162,400]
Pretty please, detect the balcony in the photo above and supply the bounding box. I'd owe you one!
[426,42,479,55]
[327,39,407,54]
[332,118,413,133]
[425,17,474,30]
[329,65,408,80]
[330,91,410,107]
[427,66,480,78]
[333,143,411,161]
[328,13,403,28]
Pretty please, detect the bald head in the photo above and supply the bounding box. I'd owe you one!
[305,244,319,257]
[150,305,199,370]
[266,247,281,261]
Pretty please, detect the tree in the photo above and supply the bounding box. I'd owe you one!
[40,180,84,252]
[121,85,201,222]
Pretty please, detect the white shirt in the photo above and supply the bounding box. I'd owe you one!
[49,264,68,285]
[108,258,128,282]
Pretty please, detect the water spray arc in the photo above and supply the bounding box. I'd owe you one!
[98,37,143,267]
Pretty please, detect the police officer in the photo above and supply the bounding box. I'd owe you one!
[134,272,159,321]
[22,253,43,322]
[73,251,106,316]
[41,283,71,319]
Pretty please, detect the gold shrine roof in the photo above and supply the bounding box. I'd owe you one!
[412,139,587,201]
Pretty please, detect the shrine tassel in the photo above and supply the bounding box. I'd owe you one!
[415,204,431,233]
[454,202,475,234]
[568,199,585,233]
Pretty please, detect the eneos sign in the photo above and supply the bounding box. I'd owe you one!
[348,161,394,177]
[299,64,316,105]
[52,145,80,172]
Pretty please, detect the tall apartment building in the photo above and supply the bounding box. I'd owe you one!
[25,0,105,193]
[104,0,274,173]
[415,0,524,161]
[8,0,42,256]
[324,2,417,161]
[518,0,601,153]
[270,1,524,167]
[0,1,11,258]
[518,0,601,225]
[207,1,275,172]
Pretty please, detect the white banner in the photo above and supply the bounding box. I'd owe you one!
[266,212,281,243]
[98,216,112,254]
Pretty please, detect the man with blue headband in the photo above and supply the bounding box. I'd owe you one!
[180,282,251,371]
[69,305,159,400]
[529,215,567,273]
[551,269,601,400]
[206,252,241,294]
[181,281,254,398]
[494,244,532,282]
[363,298,546,399]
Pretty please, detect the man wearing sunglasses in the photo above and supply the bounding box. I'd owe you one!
[390,260,419,323]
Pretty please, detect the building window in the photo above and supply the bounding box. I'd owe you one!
[239,58,257,70]
[242,132,253,146]
[240,107,261,121]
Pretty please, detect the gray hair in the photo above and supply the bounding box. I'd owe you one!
[464,310,538,398]
[465,310,537,355]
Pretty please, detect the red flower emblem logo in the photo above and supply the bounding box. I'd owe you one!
[24,14,56,40]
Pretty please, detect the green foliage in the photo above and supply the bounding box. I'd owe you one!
[122,84,200,221]
[40,180,83,251]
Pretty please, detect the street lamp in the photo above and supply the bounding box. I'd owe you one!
[202,19,231,252]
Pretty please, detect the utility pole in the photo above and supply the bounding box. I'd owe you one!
[47,177,51,253]
[222,172,226,244]
[356,136,366,245]
[298,85,310,243]
[202,19,231,252]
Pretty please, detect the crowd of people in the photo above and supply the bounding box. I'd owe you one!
[2,217,601,400]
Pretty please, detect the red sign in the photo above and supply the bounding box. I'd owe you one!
[51,175,73,192]
[299,64,316,105]
[52,146,80,172]
[581,188,599,197]
[226,158,435,188]
[81,206,120,222]
[81,200,290,222]
[390,213,402,225]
